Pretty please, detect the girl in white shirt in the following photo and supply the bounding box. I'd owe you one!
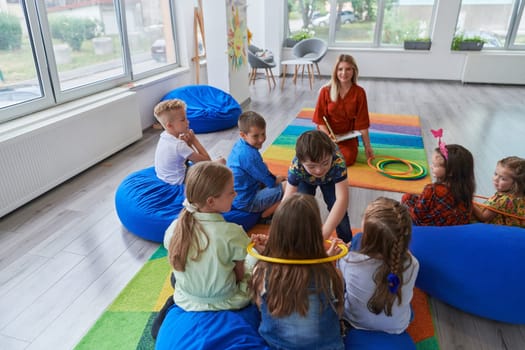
[338,197,419,334]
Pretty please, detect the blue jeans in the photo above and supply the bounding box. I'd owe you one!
[298,181,352,243]
[246,184,284,213]
[259,290,344,350]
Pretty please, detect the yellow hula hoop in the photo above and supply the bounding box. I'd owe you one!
[367,156,414,176]
[247,241,349,264]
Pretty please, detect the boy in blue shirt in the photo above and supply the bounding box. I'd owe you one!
[227,111,286,218]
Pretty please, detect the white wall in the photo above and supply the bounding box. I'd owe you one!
[202,0,250,105]
[247,0,284,68]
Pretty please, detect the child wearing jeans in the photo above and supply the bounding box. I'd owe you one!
[339,197,419,334]
[154,99,221,185]
[473,156,525,227]
[227,111,286,218]
[282,130,352,242]
[250,193,345,350]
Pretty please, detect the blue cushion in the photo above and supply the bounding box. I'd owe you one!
[344,329,416,350]
[161,85,241,134]
[410,223,525,324]
[115,167,260,243]
[156,304,270,350]
[115,167,185,242]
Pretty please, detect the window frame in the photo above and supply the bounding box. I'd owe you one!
[0,0,180,124]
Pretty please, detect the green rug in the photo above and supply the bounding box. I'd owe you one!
[75,247,171,350]
[76,244,439,349]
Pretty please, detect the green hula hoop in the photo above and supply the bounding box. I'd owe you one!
[377,159,427,180]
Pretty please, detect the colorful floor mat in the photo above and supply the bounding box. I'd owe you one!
[263,108,431,194]
[75,237,439,349]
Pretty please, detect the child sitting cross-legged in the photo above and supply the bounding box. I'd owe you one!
[227,111,286,218]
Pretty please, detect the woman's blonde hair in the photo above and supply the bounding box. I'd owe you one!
[250,193,344,317]
[168,161,233,271]
[360,197,413,316]
[329,54,359,102]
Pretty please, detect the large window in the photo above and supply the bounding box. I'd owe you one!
[0,0,179,124]
[286,0,436,47]
[455,0,525,49]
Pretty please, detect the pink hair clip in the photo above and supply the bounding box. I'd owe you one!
[431,128,448,160]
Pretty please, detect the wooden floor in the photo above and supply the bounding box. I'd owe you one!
[1,76,524,349]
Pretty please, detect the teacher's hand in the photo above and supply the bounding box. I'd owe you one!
[365,145,374,159]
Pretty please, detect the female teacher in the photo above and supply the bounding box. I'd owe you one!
[312,54,374,166]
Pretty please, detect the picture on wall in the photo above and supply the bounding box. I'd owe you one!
[227,0,247,71]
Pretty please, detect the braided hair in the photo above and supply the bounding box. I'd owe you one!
[360,197,413,316]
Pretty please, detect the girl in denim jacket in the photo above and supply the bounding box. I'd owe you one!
[250,193,345,350]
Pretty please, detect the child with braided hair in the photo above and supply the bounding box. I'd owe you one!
[338,197,419,334]
[473,156,525,228]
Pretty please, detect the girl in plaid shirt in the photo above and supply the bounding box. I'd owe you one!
[401,144,475,226]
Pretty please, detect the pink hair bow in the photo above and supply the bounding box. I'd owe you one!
[431,128,448,160]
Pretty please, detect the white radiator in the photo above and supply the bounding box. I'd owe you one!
[462,53,525,85]
[0,91,143,218]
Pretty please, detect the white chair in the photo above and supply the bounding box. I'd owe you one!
[291,38,328,78]
[247,45,276,90]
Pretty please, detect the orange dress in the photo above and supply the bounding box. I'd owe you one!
[313,84,370,166]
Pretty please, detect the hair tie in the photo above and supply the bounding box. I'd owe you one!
[431,128,448,160]
[183,198,198,213]
[387,273,400,294]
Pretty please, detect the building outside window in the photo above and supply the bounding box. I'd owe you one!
[286,0,524,49]
[286,0,437,46]
[0,0,179,124]
[455,0,525,49]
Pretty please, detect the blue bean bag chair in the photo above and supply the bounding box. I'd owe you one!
[160,85,241,134]
[115,167,260,243]
[156,304,270,350]
[410,223,525,324]
[344,329,416,350]
[115,167,185,242]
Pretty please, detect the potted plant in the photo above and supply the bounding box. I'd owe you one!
[403,37,431,50]
[451,34,485,51]
[283,27,315,48]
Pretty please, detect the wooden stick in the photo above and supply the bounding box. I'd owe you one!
[322,116,337,140]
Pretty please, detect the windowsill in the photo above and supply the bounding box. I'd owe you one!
[0,66,192,140]
[0,88,133,141]
[128,65,190,90]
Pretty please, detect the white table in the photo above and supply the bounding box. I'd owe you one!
[280,59,315,90]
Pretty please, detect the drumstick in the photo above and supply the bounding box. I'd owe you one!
[322,116,337,141]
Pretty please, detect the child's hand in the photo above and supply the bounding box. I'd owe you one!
[276,175,287,183]
[185,129,196,145]
[251,234,268,253]
[326,238,346,257]
[178,130,192,143]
